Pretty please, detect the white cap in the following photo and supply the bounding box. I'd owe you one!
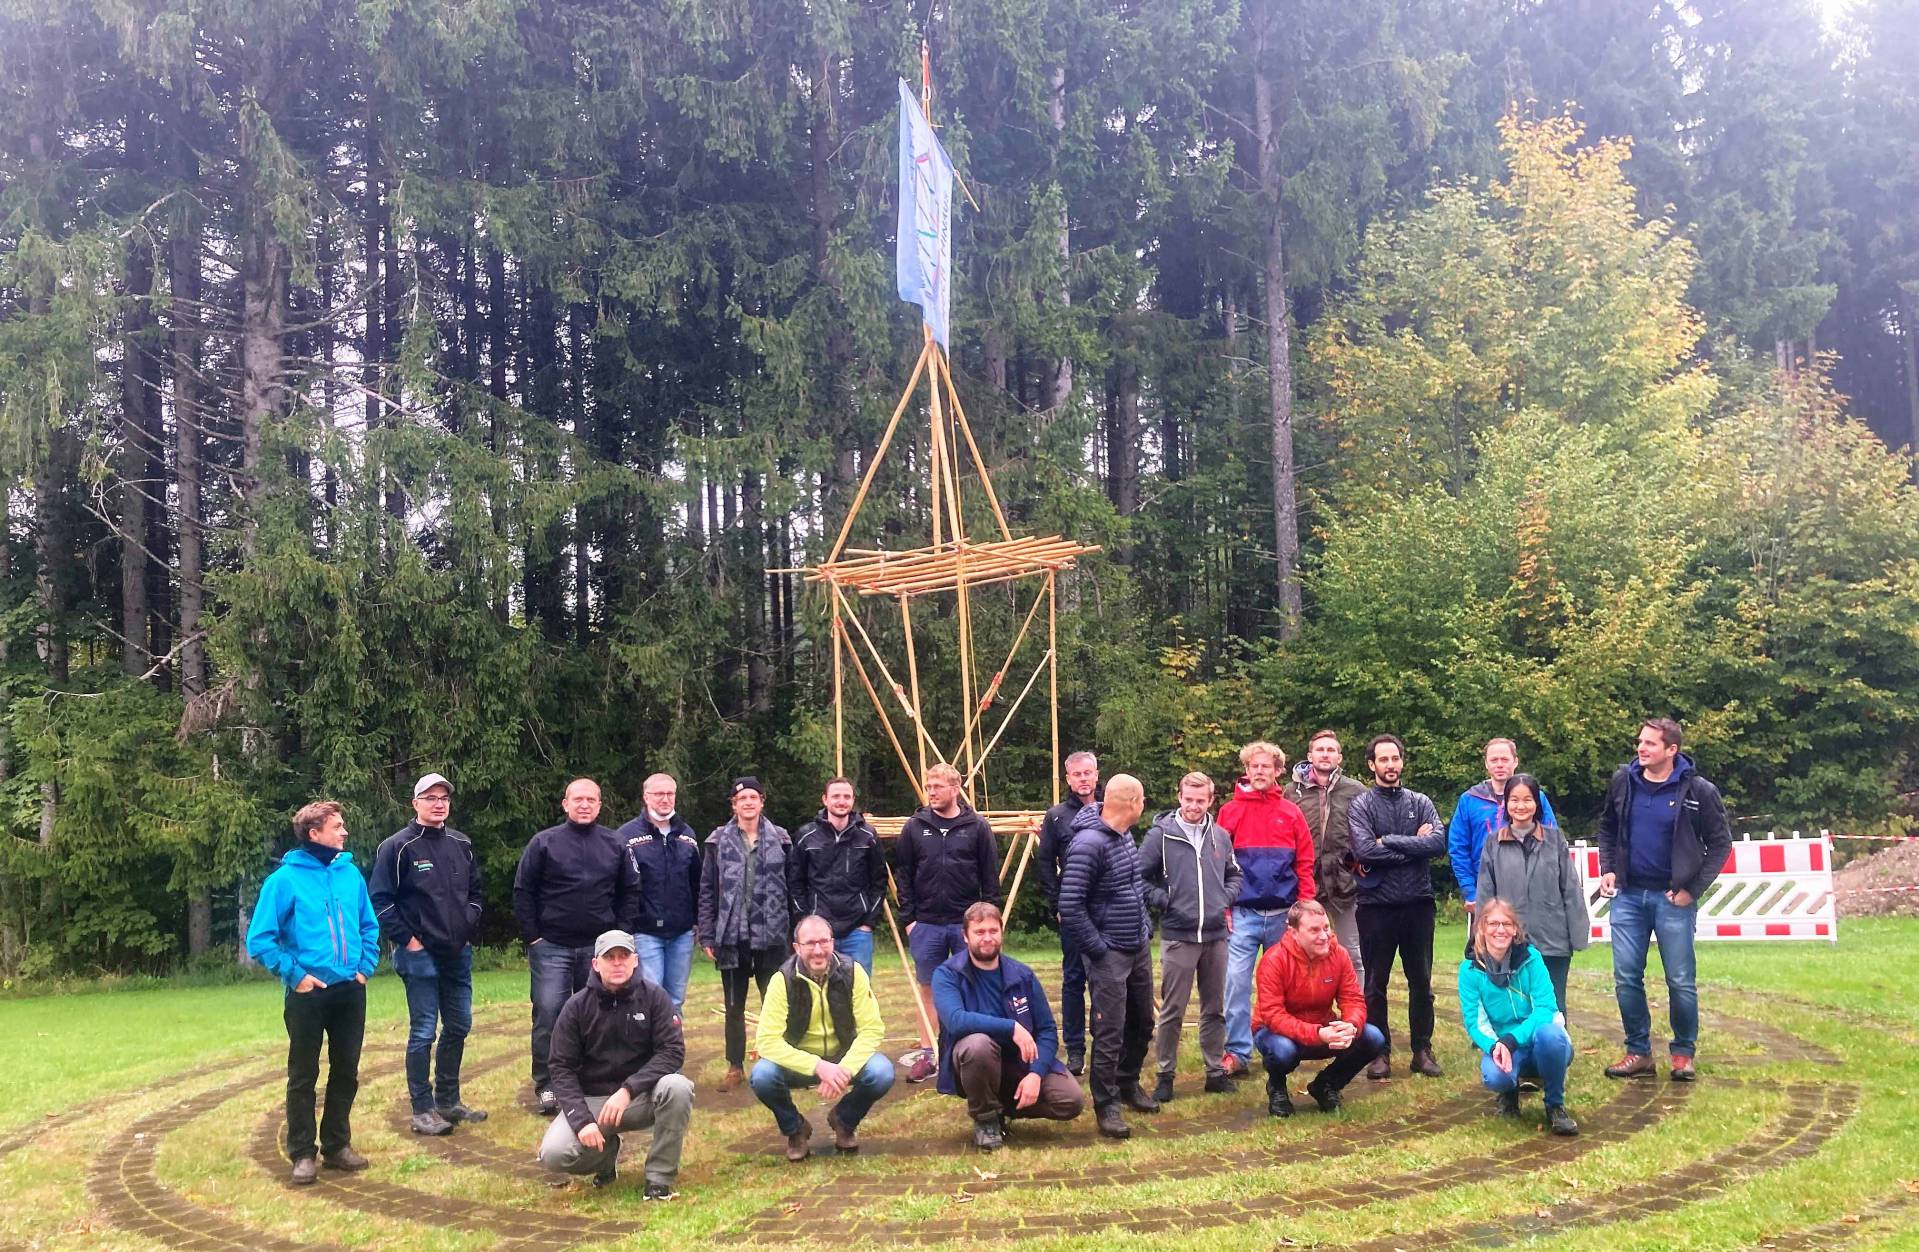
[413,772,453,798]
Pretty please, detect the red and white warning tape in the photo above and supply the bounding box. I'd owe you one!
[1838,883,1919,895]
[1830,833,1919,843]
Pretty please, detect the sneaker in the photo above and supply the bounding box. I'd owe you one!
[1365,1054,1391,1082]
[1266,1078,1294,1118]
[828,1109,859,1153]
[290,1156,318,1186]
[1219,1053,1246,1078]
[642,1180,677,1201]
[784,1119,813,1162]
[1495,1090,1521,1118]
[972,1117,1004,1152]
[1203,1072,1238,1095]
[1304,1078,1341,1114]
[1122,1082,1161,1114]
[1547,1103,1580,1136]
[410,1109,455,1136]
[536,1089,559,1116]
[437,1102,487,1124]
[1670,1055,1697,1082]
[321,1146,368,1171]
[1095,1104,1131,1139]
[1066,1050,1086,1077]
[1410,1048,1444,1078]
[1604,1053,1656,1079]
[593,1161,618,1188]
[905,1050,937,1084]
[1517,1079,1541,1093]
[1152,1074,1175,1104]
[719,1066,746,1093]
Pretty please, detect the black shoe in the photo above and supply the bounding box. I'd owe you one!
[1409,1048,1444,1078]
[1496,1090,1521,1118]
[1266,1078,1294,1118]
[1547,1103,1580,1136]
[1096,1104,1132,1139]
[972,1117,1004,1151]
[643,1180,676,1201]
[438,1102,487,1124]
[1365,1054,1391,1081]
[1516,1079,1541,1094]
[536,1089,559,1116]
[593,1161,618,1188]
[290,1156,318,1186]
[1152,1074,1175,1104]
[1203,1072,1238,1095]
[1122,1082,1160,1113]
[1304,1079,1341,1114]
[1066,1051,1086,1076]
[321,1146,368,1172]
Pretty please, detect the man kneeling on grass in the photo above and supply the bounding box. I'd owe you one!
[933,902,1085,1151]
[537,930,693,1198]
[1252,899,1385,1118]
[752,915,896,1161]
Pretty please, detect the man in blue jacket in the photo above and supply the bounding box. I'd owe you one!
[1446,738,1557,924]
[370,772,486,1137]
[617,773,701,1007]
[247,800,381,1186]
[933,902,1084,1151]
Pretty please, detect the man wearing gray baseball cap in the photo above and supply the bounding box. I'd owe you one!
[537,929,694,1198]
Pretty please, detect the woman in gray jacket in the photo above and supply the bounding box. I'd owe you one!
[1476,774,1589,1013]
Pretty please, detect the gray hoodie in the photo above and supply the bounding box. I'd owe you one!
[1138,808,1243,944]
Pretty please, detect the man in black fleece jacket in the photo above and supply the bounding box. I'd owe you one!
[369,773,486,1136]
[513,778,642,1114]
[790,778,887,975]
[536,930,693,1198]
[1058,773,1157,1139]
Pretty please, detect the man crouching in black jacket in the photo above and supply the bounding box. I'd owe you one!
[536,930,694,1199]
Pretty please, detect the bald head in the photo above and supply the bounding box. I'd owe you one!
[1101,773,1145,831]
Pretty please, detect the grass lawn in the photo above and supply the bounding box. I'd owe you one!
[1,920,1916,1248]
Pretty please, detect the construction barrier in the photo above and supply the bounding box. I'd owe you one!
[1572,832,1837,944]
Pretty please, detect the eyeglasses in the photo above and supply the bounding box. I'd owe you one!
[1482,920,1518,932]
[795,937,834,948]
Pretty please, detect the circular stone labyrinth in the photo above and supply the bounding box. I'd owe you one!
[0,970,1901,1250]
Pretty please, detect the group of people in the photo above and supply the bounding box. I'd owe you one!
[243,716,1732,1195]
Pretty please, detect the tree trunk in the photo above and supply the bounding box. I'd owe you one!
[1108,356,1140,518]
[119,108,159,677]
[1038,64,1073,413]
[169,150,208,699]
[1250,0,1303,639]
[1902,290,1919,461]
[186,892,212,957]
[742,469,770,713]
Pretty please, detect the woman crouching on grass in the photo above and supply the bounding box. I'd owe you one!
[1458,897,1579,1136]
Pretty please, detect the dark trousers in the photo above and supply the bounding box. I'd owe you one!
[1255,1022,1387,1093]
[1358,897,1437,1053]
[720,949,784,1067]
[529,941,593,1091]
[1058,924,1087,1057]
[396,945,474,1112]
[283,979,366,1160]
[1542,953,1571,1015]
[1086,944,1154,1110]
[950,1034,1086,1124]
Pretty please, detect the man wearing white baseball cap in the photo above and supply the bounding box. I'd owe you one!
[370,772,486,1136]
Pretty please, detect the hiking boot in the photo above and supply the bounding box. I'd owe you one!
[1365,1053,1392,1081]
[1670,1055,1697,1082]
[1204,1072,1238,1095]
[1266,1077,1294,1118]
[719,1066,746,1093]
[906,1050,938,1084]
[1496,1090,1521,1118]
[1305,1078,1341,1114]
[1547,1103,1580,1136]
[1067,1050,1086,1076]
[536,1089,559,1116]
[410,1109,455,1136]
[1152,1074,1175,1104]
[972,1117,1004,1152]
[1122,1082,1161,1113]
[784,1119,813,1162]
[437,1102,487,1124]
[1096,1103,1132,1139]
[1410,1048,1444,1078]
[642,1180,677,1201]
[593,1160,618,1188]
[321,1146,368,1172]
[290,1156,318,1186]
[1604,1053,1656,1079]
[828,1109,860,1153]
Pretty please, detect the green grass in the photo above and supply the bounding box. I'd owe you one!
[1,922,1916,1248]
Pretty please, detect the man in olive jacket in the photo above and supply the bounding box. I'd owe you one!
[1284,729,1368,980]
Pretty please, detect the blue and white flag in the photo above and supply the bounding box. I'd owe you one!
[896,78,954,348]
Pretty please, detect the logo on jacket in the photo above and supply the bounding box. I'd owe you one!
[1010,994,1030,1015]
[411,860,434,873]
[631,1012,647,1023]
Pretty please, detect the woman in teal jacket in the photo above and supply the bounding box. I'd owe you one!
[1458,897,1578,1136]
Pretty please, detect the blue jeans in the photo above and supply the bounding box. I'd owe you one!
[837,927,875,976]
[749,1053,896,1137]
[1225,906,1289,1063]
[634,930,695,1006]
[1255,1022,1385,1094]
[1059,924,1087,1058]
[1479,1021,1573,1106]
[395,945,474,1112]
[528,940,593,1091]
[1608,886,1699,1057]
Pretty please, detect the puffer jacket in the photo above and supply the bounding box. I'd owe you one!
[1284,762,1366,906]
[1057,804,1149,959]
[1138,808,1241,943]
[1216,781,1316,909]
[696,819,797,967]
[1348,784,1446,906]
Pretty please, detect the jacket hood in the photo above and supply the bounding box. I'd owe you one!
[1468,939,1534,975]
[1148,807,1214,840]
[910,802,980,827]
[810,807,869,832]
[1628,752,1695,787]
[1290,761,1349,790]
[587,969,640,1002]
[1466,780,1501,802]
[282,846,357,871]
[1232,779,1287,804]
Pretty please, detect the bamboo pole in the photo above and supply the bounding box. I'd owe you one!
[948,578,1048,766]
[1048,571,1061,807]
[825,340,931,565]
[900,594,927,785]
[962,648,1051,792]
[1004,822,1039,925]
[832,582,844,776]
[939,348,1013,542]
[834,583,947,767]
[837,617,927,805]
[881,898,935,1054]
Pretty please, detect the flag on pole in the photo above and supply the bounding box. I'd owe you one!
[896,78,954,348]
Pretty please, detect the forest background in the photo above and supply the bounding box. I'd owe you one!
[2,0,1917,977]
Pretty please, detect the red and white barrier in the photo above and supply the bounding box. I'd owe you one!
[1571,832,1837,944]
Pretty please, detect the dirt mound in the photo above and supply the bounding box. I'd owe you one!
[1834,839,1919,917]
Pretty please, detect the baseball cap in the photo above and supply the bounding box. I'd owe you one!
[593,929,636,958]
[413,772,453,798]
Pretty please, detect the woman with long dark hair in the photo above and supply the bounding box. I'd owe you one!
[1476,773,1588,1012]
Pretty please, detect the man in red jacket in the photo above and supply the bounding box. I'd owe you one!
[1251,900,1384,1117]
[1218,740,1316,1076]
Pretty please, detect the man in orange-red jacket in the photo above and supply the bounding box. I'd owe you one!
[1251,899,1383,1117]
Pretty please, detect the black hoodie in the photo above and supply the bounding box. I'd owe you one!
[368,821,482,958]
[895,803,1000,926]
[548,970,685,1134]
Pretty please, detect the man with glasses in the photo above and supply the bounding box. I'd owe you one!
[618,774,702,1007]
[370,773,487,1135]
